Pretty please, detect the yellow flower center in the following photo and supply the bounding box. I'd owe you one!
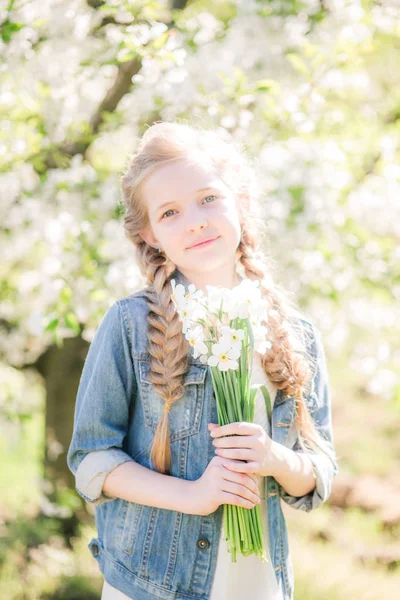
[220,354,228,362]
[189,338,195,346]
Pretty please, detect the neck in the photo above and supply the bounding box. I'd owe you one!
[172,266,242,292]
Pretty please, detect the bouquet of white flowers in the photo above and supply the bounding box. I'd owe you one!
[171,277,273,563]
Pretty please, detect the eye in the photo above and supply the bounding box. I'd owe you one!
[161,209,176,219]
[203,195,218,204]
[161,195,218,219]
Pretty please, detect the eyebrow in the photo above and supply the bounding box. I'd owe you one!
[154,187,221,215]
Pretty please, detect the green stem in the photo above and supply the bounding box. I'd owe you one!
[208,317,266,563]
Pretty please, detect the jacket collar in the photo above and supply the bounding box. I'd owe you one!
[170,268,244,290]
[170,268,191,288]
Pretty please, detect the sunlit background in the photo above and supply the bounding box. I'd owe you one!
[1,0,400,598]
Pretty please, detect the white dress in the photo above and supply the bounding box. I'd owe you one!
[102,351,283,600]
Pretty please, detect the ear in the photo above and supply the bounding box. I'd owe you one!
[139,227,159,249]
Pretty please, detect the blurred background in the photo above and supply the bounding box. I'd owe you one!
[1,0,400,598]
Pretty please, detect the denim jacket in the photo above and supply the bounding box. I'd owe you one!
[67,268,338,600]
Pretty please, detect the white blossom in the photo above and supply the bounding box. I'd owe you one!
[208,339,240,372]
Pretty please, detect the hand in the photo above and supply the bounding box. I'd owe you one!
[208,421,281,477]
[189,455,261,517]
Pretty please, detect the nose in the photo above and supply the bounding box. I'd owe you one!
[186,206,208,231]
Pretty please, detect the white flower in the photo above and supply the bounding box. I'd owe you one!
[204,285,230,314]
[171,279,187,309]
[185,283,204,302]
[172,278,271,355]
[250,298,269,322]
[191,303,208,323]
[177,305,195,334]
[185,325,208,358]
[253,324,272,354]
[254,337,272,354]
[229,281,269,322]
[171,280,207,331]
[219,325,245,351]
[208,339,240,371]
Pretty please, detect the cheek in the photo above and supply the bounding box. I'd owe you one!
[158,223,186,252]
[220,202,241,227]
[221,211,241,239]
[154,220,179,240]
[166,222,185,240]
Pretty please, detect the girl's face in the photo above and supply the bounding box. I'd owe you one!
[139,158,242,291]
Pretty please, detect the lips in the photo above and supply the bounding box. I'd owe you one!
[188,236,219,249]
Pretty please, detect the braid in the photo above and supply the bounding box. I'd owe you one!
[237,229,309,392]
[236,227,322,453]
[139,243,191,474]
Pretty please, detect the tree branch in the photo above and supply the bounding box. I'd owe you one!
[353,106,400,187]
[53,56,142,162]
[36,0,189,170]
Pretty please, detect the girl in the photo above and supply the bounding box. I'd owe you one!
[67,121,338,600]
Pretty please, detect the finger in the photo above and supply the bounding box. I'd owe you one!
[223,461,259,474]
[208,423,219,430]
[210,421,258,438]
[221,481,261,505]
[221,465,259,493]
[213,435,256,449]
[221,459,259,483]
[221,491,259,510]
[214,448,254,461]
[220,457,256,471]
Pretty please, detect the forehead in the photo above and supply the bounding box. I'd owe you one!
[141,158,227,204]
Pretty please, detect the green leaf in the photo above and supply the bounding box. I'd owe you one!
[150,30,169,51]
[45,317,59,332]
[254,79,279,93]
[60,286,72,304]
[0,19,24,43]
[286,53,310,77]
[117,49,137,63]
[65,311,80,334]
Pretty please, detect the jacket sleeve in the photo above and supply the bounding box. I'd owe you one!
[67,301,135,506]
[277,322,339,512]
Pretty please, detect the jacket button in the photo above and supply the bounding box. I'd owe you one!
[92,542,99,556]
[196,537,210,550]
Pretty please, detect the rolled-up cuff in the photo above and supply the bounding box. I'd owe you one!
[278,451,336,512]
[75,449,134,506]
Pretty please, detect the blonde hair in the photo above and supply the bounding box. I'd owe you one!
[120,121,336,475]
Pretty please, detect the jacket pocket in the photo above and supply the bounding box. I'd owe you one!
[139,360,207,441]
[120,500,145,557]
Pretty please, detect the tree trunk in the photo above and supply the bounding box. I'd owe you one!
[35,336,89,498]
